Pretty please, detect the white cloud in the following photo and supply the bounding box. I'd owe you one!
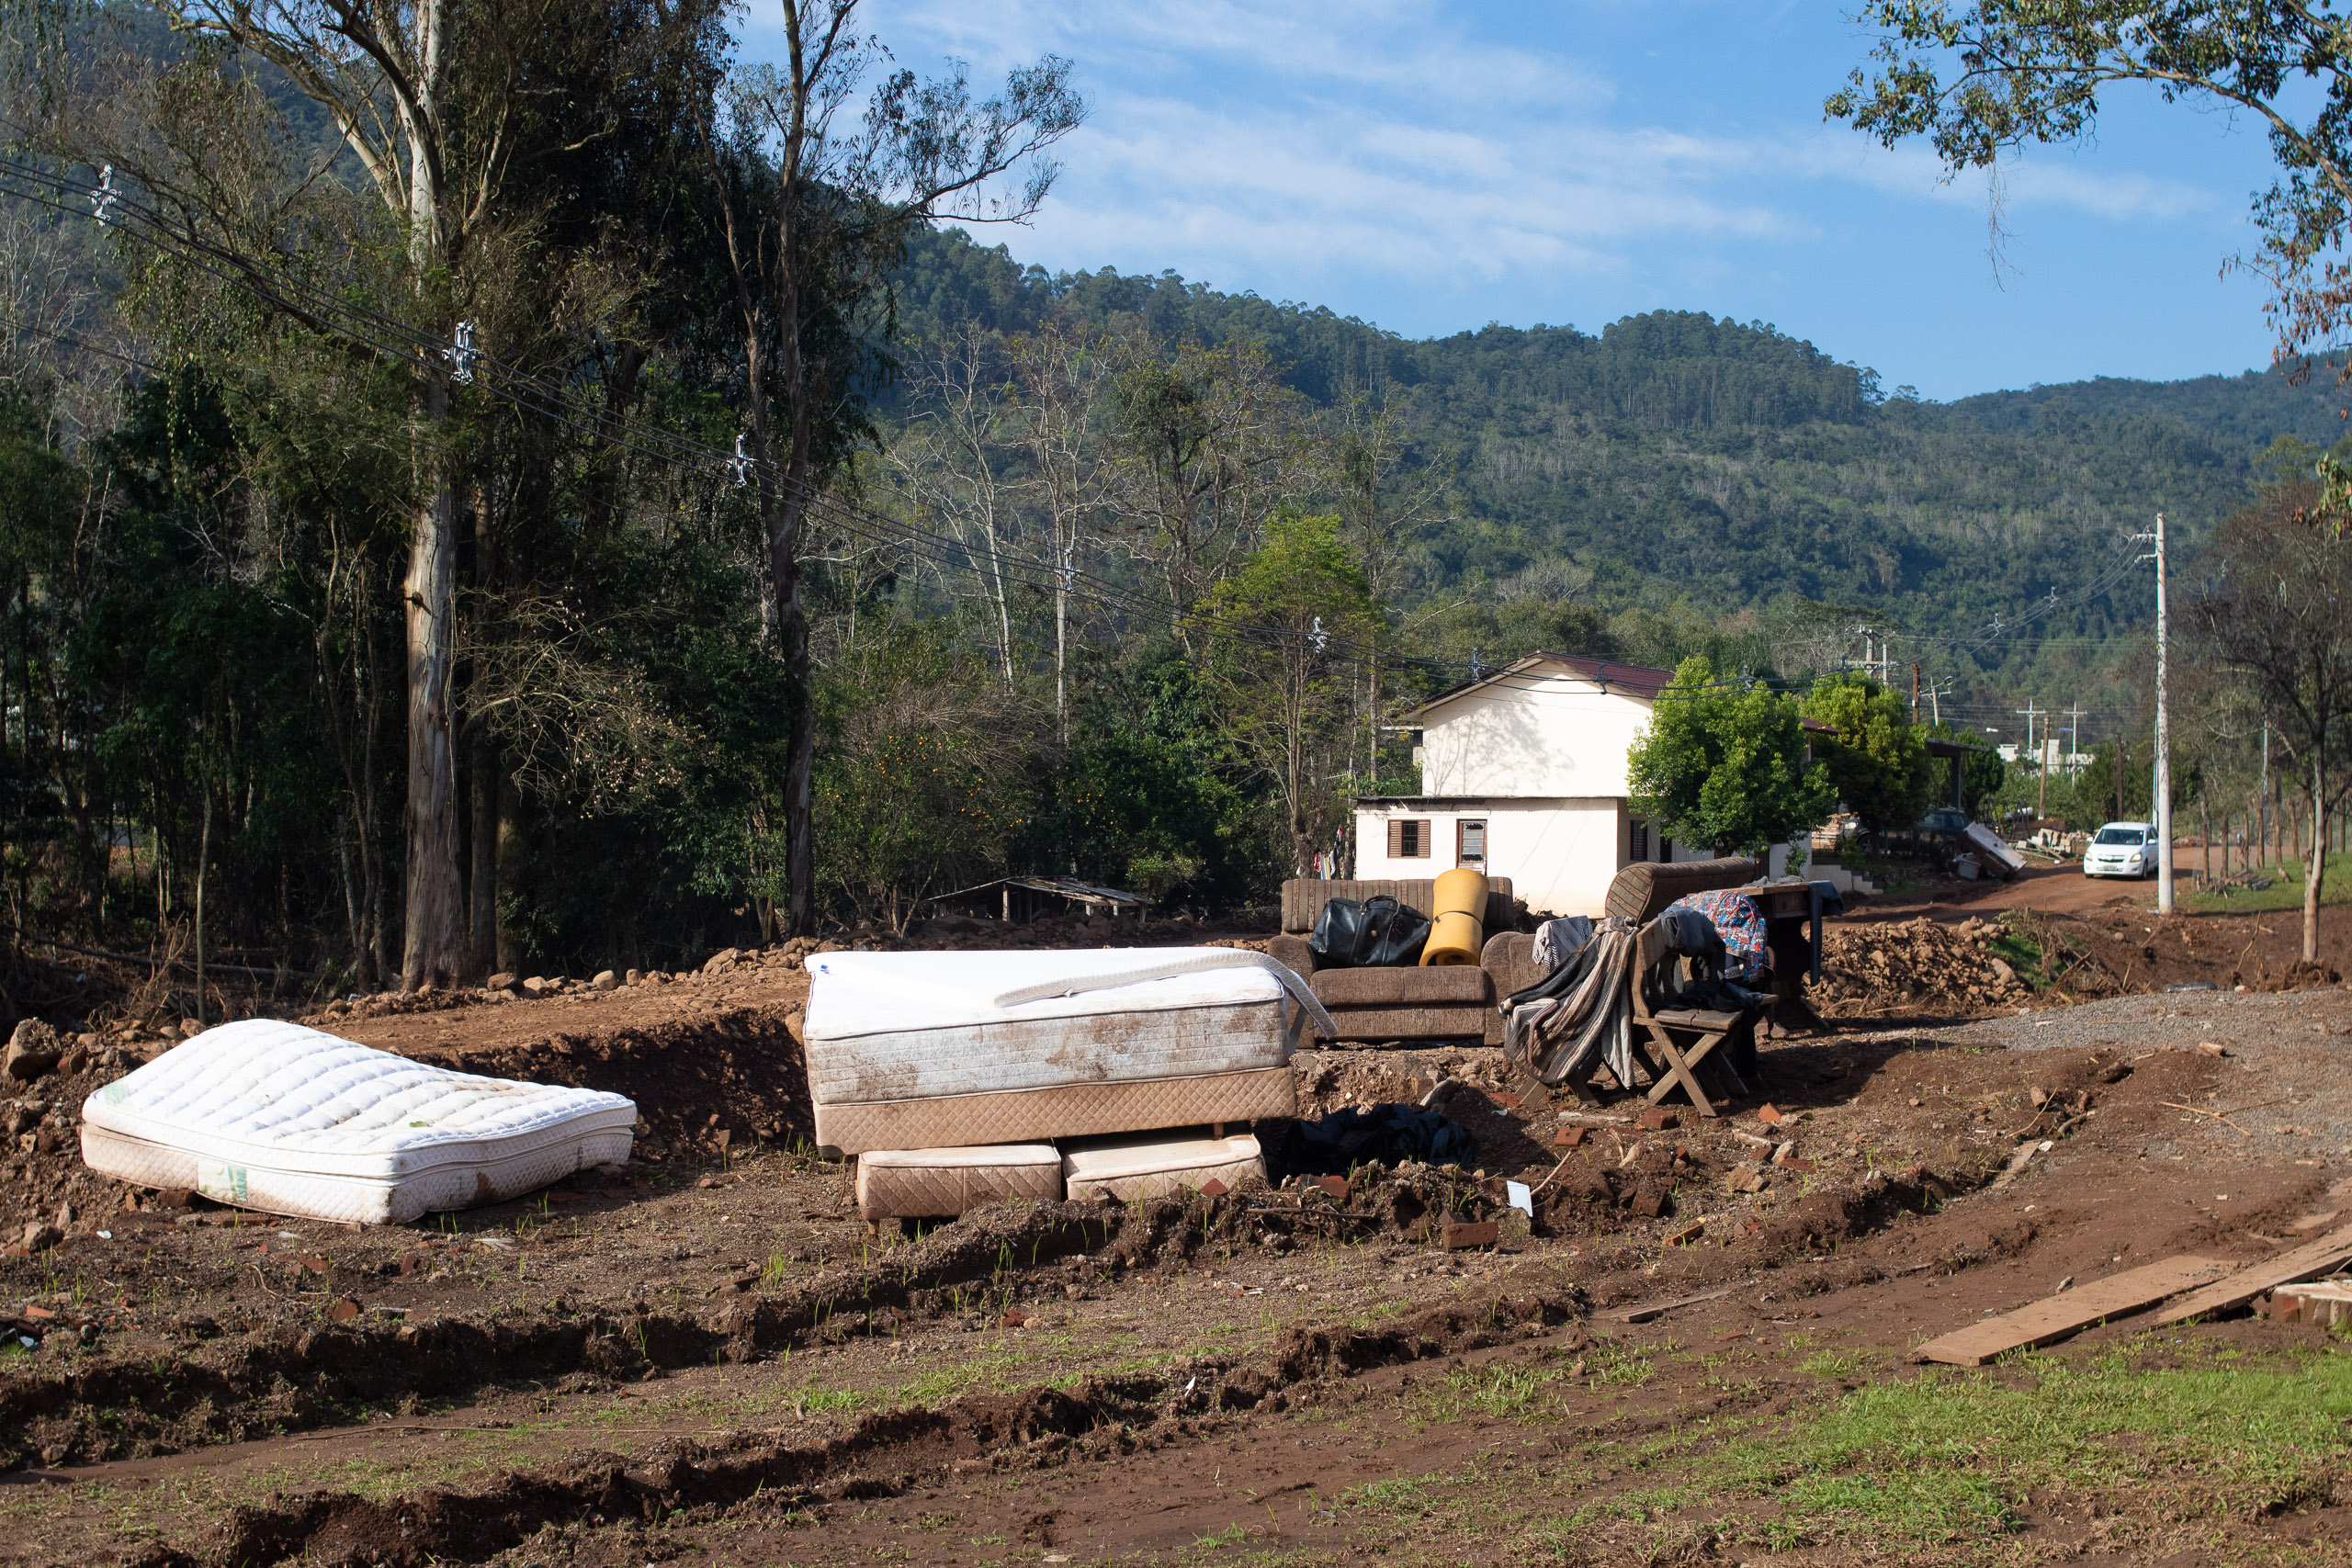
[739,0,2252,329]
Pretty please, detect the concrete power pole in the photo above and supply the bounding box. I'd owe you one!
[2143,513,2174,913]
[2018,699,2046,820]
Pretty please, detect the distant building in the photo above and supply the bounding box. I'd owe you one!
[1351,653,1809,917]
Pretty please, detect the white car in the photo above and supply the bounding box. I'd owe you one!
[2083,821,2160,879]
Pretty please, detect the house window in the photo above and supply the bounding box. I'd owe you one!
[1630,818,1647,863]
[1387,818,1430,858]
[1457,818,1487,864]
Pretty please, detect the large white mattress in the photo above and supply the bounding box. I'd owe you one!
[804,950,1303,1154]
[79,1020,637,1225]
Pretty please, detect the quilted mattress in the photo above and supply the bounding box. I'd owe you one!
[79,1020,638,1225]
[804,950,1306,1155]
[1063,1133,1266,1203]
[854,1144,1063,1219]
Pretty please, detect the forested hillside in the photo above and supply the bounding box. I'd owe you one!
[891,226,2344,728]
[0,0,2330,993]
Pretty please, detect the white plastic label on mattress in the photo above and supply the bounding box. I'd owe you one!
[79,1019,637,1225]
[1062,1133,1265,1203]
[803,948,1296,1107]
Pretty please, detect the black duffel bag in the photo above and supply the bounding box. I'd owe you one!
[1307,894,1430,968]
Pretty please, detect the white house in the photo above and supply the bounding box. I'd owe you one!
[1352,652,1798,917]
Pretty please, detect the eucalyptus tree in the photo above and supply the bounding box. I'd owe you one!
[1829,3,2352,370]
[704,0,1080,937]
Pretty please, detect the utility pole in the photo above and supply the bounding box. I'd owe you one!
[2138,513,2173,912]
[2066,699,2084,780]
[2018,699,2046,820]
[1911,663,1921,724]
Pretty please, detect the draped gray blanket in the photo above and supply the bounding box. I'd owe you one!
[1499,915,1639,1089]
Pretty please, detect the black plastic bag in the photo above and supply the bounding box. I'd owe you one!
[1306,895,1430,968]
[1262,1104,1477,1177]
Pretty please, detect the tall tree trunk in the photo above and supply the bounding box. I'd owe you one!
[467,473,498,979]
[2307,759,2324,964]
[194,788,210,1026]
[495,769,525,972]
[402,371,465,987]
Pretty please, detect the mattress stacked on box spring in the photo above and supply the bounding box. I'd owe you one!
[806,949,1303,1218]
[79,1020,638,1225]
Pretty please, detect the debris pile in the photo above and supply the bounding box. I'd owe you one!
[1813,916,2032,1016]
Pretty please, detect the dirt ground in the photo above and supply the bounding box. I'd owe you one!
[5,912,2352,1565]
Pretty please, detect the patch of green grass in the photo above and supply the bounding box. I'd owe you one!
[1340,1476,1433,1517]
[2184,850,2352,913]
[1798,1348,1868,1380]
[1717,1344,2352,1549]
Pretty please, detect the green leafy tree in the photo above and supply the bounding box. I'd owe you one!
[1827,4,2352,375]
[1198,513,1381,877]
[2188,481,2352,961]
[1800,672,1935,837]
[1627,658,1835,855]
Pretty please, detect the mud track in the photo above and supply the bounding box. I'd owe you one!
[123,1285,1586,1568]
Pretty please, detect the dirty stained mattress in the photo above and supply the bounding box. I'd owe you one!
[78,1020,638,1224]
[803,949,1301,1155]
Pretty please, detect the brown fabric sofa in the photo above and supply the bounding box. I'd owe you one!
[1269,877,1521,1046]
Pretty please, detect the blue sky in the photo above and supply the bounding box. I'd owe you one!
[757,2,2290,401]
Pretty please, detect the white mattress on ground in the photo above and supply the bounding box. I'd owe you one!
[854,1144,1063,1219]
[78,1020,637,1225]
[803,949,1295,1107]
[1062,1133,1266,1203]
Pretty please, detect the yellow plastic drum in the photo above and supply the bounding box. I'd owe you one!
[1419,868,1487,966]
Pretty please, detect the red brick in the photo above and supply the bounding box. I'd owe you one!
[1439,1220,1498,1251]
[1316,1175,1351,1201]
[1774,1156,1816,1173]
[999,1308,1031,1329]
[328,1298,361,1324]
[1555,1126,1587,1148]
[1664,1222,1704,1247]
[1199,1179,1229,1199]
[1636,1108,1679,1132]
[1757,1103,1785,1125]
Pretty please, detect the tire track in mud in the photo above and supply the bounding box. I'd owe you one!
[126,1286,1589,1568]
[5,1175,1469,1472]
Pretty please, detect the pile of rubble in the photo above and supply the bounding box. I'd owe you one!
[1813,916,2032,1017]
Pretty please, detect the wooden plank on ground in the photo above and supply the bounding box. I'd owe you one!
[2153,1224,2352,1326]
[1917,1256,2233,1367]
[1611,1284,1737,1324]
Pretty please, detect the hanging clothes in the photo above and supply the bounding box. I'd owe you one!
[1663,889,1768,981]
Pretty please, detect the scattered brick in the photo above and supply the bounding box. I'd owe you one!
[2197,1042,2229,1057]
[1757,1103,1785,1125]
[1439,1220,1498,1251]
[1555,1125,1587,1148]
[1315,1175,1350,1201]
[1635,1108,1679,1132]
[1631,1189,1668,1218]
[999,1308,1031,1329]
[328,1298,361,1323]
[1199,1179,1229,1199]
[1664,1222,1704,1247]
[1775,1156,1817,1173]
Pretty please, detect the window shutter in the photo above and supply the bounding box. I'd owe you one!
[1386,818,1404,858]
[1458,819,1486,863]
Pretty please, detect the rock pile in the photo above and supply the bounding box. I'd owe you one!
[1814,916,2032,1016]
